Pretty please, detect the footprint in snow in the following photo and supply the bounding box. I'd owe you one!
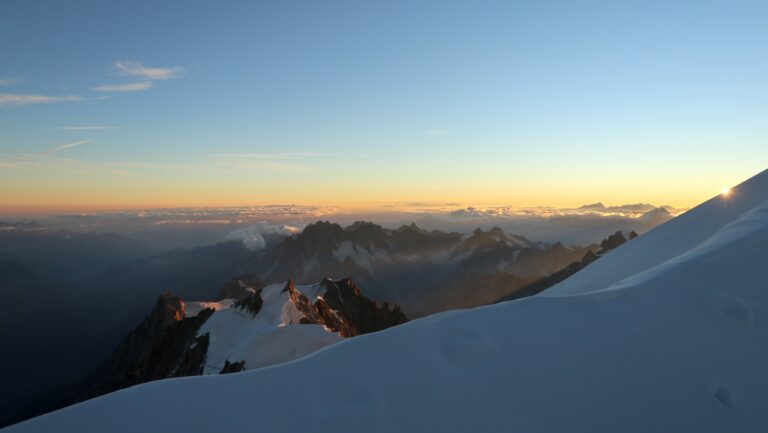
[713,385,734,409]
[719,300,755,326]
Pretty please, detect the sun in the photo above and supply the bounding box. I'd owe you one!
[721,187,731,196]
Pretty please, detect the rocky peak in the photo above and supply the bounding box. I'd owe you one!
[486,226,509,242]
[396,222,423,233]
[233,290,264,316]
[600,231,627,251]
[301,221,344,239]
[74,293,213,402]
[154,293,186,324]
[345,221,380,233]
[549,241,568,254]
[579,202,606,210]
[74,277,408,407]
[284,277,408,337]
[217,274,264,301]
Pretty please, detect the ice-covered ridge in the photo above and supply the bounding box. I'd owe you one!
[196,282,342,374]
[543,169,768,296]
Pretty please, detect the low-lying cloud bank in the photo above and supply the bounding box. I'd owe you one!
[3,202,684,250]
[225,222,303,251]
[404,203,683,245]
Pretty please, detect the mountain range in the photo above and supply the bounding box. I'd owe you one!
[7,169,767,432]
[0,205,674,427]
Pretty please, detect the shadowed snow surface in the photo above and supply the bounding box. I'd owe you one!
[543,169,768,297]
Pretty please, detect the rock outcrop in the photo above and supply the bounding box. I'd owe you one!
[74,277,407,404]
[74,294,214,402]
[286,278,408,337]
[217,275,264,300]
[599,230,628,252]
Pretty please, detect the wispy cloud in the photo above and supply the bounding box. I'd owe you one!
[92,82,155,92]
[114,60,184,80]
[39,139,92,156]
[0,93,81,106]
[0,78,20,87]
[53,126,122,130]
[92,60,185,93]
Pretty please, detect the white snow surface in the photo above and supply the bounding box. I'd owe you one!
[543,169,768,296]
[196,282,342,374]
[7,170,768,433]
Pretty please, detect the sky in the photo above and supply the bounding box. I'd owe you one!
[1,0,767,214]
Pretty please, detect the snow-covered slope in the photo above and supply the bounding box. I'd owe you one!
[189,283,343,374]
[7,170,768,433]
[542,169,768,296]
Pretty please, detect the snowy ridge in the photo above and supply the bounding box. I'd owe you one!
[8,170,768,433]
[543,169,768,296]
[195,283,342,374]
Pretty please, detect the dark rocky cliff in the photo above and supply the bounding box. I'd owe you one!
[74,294,214,402]
[286,277,408,337]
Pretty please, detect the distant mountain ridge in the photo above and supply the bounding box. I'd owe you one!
[241,221,592,315]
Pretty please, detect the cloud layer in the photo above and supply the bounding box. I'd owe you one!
[92,82,155,92]
[225,221,303,251]
[0,93,81,106]
[94,61,185,93]
[114,60,184,80]
[39,139,92,156]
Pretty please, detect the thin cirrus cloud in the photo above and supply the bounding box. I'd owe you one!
[114,60,184,80]
[0,78,83,106]
[39,139,92,156]
[0,93,82,106]
[91,81,155,92]
[93,60,184,93]
[0,78,21,87]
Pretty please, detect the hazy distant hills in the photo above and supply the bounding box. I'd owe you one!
[87,221,594,318]
[239,221,594,315]
[0,223,152,284]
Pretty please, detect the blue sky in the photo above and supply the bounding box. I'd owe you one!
[1,0,767,211]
